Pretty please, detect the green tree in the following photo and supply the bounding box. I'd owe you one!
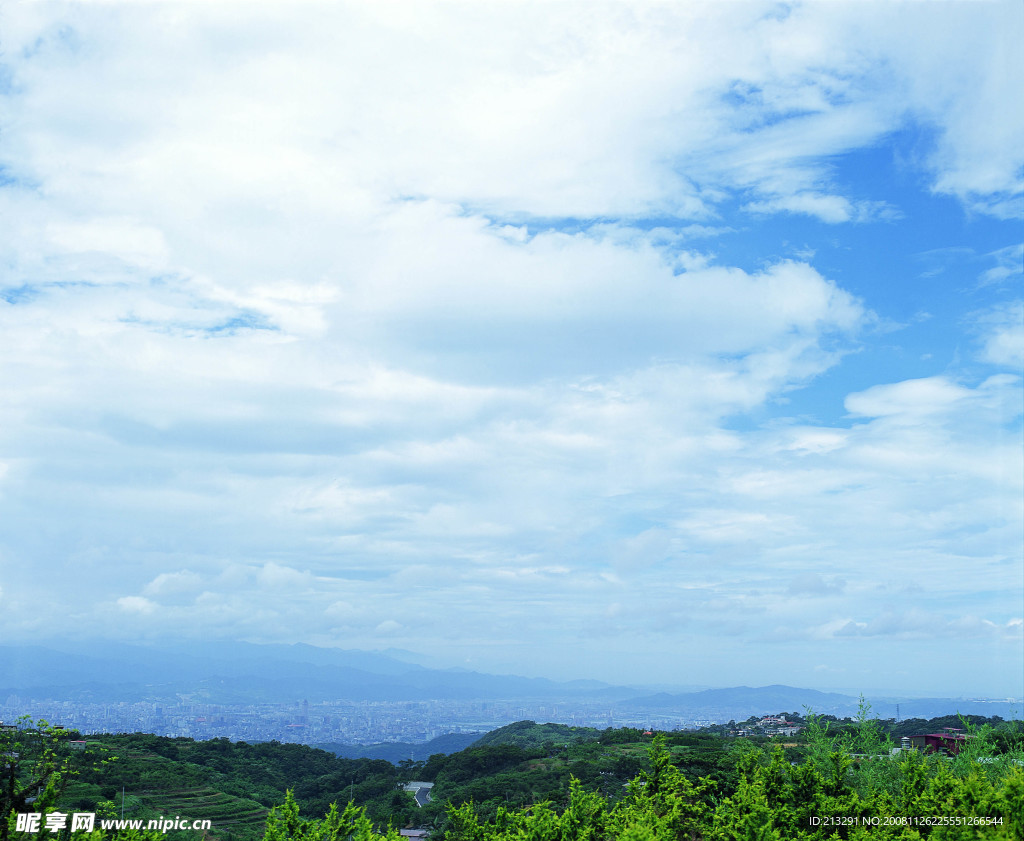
[262,790,402,841]
[841,696,892,757]
[2,719,98,841]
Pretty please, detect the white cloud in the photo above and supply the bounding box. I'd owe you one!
[979,244,1024,287]
[844,377,975,419]
[2,1,1017,237]
[973,302,1024,369]
[744,193,902,224]
[143,570,204,597]
[835,611,1023,641]
[117,596,156,614]
[46,218,170,267]
[256,563,314,591]
[375,620,402,635]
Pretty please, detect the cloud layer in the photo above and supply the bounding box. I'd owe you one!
[0,1,1021,696]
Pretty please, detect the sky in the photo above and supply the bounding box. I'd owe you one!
[0,1,1021,699]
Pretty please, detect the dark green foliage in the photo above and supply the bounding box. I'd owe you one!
[429,745,539,785]
[262,790,402,841]
[438,732,1024,840]
[4,729,418,841]
[74,734,409,819]
[887,716,996,741]
[597,728,646,746]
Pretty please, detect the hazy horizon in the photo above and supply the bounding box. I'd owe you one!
[4,637,1021,702]
[1,2,1021,700]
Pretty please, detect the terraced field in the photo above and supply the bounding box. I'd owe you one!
[136,787,267,837]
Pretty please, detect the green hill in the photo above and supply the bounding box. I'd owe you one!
[468,720,602,749]
[54,735,418,840]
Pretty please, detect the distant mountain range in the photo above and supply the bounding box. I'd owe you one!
[0,640,636,704]
[1,641,1018,722]
[621,684,1022,722]
[627,685,859,717]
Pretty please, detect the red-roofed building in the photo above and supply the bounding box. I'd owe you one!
[908,730,968,756]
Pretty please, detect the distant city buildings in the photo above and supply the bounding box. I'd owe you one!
[729,716,804,738]
[0,696,725,745]
[4,697,1017,751]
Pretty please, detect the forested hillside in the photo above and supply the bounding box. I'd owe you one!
[4,712,1023,840]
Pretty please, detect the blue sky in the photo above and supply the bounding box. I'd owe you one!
[0,1,1021,698]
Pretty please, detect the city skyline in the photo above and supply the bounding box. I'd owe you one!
[0,2,1021,698]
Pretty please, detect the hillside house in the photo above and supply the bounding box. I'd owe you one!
[908,730,968,756]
